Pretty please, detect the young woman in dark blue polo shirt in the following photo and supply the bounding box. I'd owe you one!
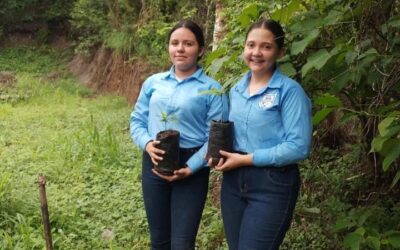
[210,19,312,250]
[130,20,227,249]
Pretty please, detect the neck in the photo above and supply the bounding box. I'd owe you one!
[250,69,273,86]
[248,69,274,95]
[175,66,198,79]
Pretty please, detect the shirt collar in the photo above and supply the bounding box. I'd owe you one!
[234,68,283,94]
[163,66,206,84]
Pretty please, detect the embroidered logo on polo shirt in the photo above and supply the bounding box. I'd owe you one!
[259,91,278,109]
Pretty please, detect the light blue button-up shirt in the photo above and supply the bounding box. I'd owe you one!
[130,66,228,173]
[229,68,312,167]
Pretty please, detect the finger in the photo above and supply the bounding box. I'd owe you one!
[151,158,158,166]
[219,150,231,157]
[153,148,165,155]
[151,154,163,161]
[207,158,214,167]
[152,169,173,181]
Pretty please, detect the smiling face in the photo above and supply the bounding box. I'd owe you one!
[168,27,204,77]
[243,28,283,76]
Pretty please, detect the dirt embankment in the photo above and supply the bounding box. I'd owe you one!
[69,47,158,105]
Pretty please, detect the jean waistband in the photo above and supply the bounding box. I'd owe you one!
[233,150,297,172]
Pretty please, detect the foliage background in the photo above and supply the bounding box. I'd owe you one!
[1,0,400,249]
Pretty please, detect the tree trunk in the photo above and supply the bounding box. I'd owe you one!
[212,0,225,51]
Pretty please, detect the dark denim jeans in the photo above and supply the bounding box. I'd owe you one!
[141,150,210,250]
[221,165,300,250]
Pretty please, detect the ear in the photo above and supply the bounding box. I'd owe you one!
[198,47,205,57]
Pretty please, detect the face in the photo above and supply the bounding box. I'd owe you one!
[244,28,283,75]
[168,27,204,75]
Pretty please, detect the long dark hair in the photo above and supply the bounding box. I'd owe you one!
[168,20,205,60]
[245,19,285,49]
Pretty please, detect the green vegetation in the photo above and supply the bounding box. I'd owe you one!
[1,0,400,249]
[0,47,148,249]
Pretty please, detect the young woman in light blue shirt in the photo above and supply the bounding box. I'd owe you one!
[211,19,312,249]
[130,20,227,249]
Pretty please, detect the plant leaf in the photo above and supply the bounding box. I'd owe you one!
[301,49,332,77]
[344,232,362,250]
[382,143,400,171]
[314,94,342,107]
[291,29,320,55]
[279,63,296,77]
[312,107,334,125]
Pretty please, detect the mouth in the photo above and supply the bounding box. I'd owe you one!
[175,56,187,60]
[250,58,265,64]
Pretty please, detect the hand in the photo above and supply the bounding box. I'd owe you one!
[207,157,224,168]
[145,140,164,165]
[152,166,192,182]
[214,150,253,172]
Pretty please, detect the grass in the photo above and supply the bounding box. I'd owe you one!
[0,46,228,250]
[0,46,148,249]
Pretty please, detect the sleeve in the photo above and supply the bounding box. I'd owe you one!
[252,86,312,167]
[186,89,229,173]
[130,79,153,150]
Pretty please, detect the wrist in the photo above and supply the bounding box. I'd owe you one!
[145,140,153,152]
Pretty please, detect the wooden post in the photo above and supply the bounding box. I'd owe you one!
[37,174,53,250]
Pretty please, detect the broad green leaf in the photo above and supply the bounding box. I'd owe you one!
[382,143,400,171]
[355,227,366,236]
[380,138,400,156]
[237,3,259,27]
[332,70,352,93]
[340,112,357,125]
[279,63,296,77]
[205,48,226,68]
[357,48,378,60]
[334,217,354,232]
[357,210,372,226]
[346,51,358,64]
[388,15,400,27]
[387,232,400,248]
[291,29,320,55]
[344,232,362,250]
[312,108,334,125]
[323,10,343,25]
[371,136,389,152]
[271,0,301,24]
[366,236,381,250]
[378,117,396,136]
[209,55,230,76]
[301,49,331,77]
[314,94,342,107]
[391,171,400,188]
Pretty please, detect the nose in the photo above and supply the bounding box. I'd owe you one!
[177,43,185,52]
[254,46,262,56]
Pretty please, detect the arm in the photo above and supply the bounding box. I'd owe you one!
[252,86,312,167]
[130,80,153,150]
[186,92,229,173]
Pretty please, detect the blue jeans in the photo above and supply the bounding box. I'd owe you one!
[141,150,210,250]
[221,165,300,250]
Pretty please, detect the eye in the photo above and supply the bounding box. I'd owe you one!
[170,40,179,46]
[246,42,255,48]
[184,41,195,46]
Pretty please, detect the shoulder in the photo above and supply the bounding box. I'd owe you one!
[277,73,308,97]
[200,72,222,89]
[144,71,168,83]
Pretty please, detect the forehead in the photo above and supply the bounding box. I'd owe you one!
[246,28,276,43]
[169,27,196,41]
